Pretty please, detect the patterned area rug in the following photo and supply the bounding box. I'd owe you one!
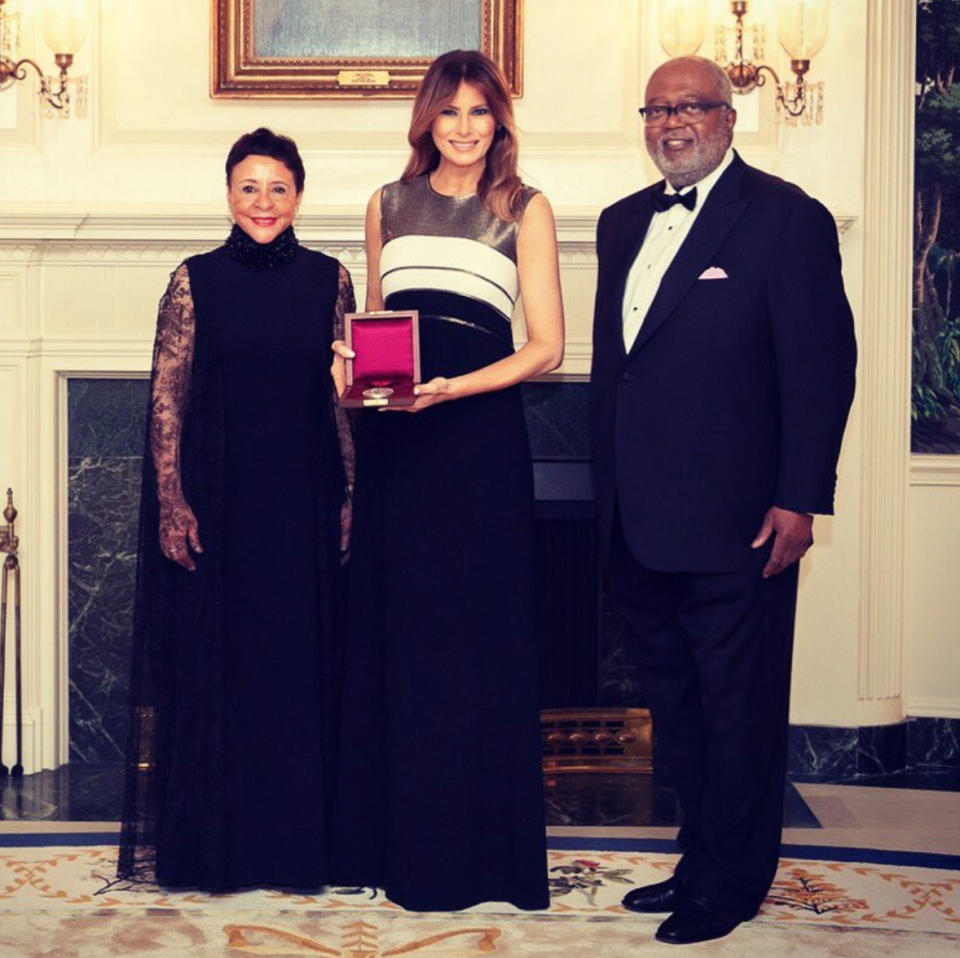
[1,842,958,956]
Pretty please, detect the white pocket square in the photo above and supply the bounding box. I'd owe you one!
[698,266,728,280]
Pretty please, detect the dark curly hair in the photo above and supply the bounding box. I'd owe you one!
[225,127,305,193]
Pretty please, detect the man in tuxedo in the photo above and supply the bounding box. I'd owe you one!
[590,56,856,944]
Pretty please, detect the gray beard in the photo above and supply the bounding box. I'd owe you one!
[648,135,730,189]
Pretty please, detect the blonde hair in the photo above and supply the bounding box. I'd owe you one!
[402,50,522,222]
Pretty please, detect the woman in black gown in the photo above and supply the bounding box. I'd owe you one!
[118,128,355,891]
[331,51,565,910]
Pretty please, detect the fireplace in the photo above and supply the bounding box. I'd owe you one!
[65,378,651,768]
[532,456,652,774]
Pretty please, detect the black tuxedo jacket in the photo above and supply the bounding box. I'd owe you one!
[590,153,857,573]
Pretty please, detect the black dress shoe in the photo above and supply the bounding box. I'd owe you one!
[621,876,685,913]
[655,897,742,945]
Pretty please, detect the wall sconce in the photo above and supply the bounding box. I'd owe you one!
[0,0,90,116]
[658,0,829,125]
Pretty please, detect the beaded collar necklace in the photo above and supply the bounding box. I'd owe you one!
[224,223,300,269]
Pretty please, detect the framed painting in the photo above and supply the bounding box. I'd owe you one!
[212,0,523,99]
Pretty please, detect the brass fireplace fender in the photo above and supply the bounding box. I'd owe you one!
[541,707,653,774]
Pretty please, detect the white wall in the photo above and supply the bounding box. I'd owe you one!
[907,463,960,718]
[0,0,951,769]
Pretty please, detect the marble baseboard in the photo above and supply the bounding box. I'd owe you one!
[908,717,960,768]
[789,718,960,782]
[857,722,908,776]
[788,725,859,780]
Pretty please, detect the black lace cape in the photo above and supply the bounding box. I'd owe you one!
[117,246,354,888]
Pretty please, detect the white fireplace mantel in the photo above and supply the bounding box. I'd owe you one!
[0,204,857,771]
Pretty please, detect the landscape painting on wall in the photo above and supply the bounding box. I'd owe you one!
[212,0,522,98]
[914,0,960,452]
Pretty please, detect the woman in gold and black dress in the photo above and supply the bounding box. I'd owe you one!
[331,51,565,911]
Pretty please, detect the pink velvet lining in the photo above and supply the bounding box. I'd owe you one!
[352,318,415,384]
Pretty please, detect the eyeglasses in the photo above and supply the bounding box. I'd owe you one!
[638,102,729,125]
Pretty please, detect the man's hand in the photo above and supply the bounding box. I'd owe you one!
[751,506,814,578]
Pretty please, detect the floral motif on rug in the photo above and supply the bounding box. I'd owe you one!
[548,857,636,905]
[767,859,960,927]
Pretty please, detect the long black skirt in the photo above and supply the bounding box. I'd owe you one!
[331,312,549,911]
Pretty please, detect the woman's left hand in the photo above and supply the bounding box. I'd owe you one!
[384,377,455,413]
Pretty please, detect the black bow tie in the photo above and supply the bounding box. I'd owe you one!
[651,186,697,213]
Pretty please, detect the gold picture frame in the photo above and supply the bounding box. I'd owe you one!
[212,0,523,99]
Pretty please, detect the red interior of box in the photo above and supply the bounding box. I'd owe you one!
[352,318,415,385]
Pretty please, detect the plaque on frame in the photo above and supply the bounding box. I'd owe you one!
[339,310,421,408]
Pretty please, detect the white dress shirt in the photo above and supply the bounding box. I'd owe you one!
[622,149,735,351]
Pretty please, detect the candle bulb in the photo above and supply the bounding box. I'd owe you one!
[777,0,829,62]
[40,0,90,55]
[657,0,708,57]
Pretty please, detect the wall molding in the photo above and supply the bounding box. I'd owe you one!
[0,208,852,242]
[910,454,960,487]
[0,208,855,376]
[906,698,960,720]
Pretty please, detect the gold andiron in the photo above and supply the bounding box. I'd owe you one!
[0,488,23,777]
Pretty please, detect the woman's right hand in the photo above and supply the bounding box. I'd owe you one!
[330,339,357,396]
[330,339,355,397]
[159,496,203,571]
